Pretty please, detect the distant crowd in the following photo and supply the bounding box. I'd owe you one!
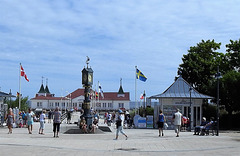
[1,107,217,139]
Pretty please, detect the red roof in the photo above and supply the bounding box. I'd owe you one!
[31,88,130,101]
[98,92,130,101]
[68,88,130,101]
[66,88,85,99]
[31,96,69,100]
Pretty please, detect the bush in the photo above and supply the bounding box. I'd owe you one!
[220,113,240,130]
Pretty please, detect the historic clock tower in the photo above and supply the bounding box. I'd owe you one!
[81,57,93,129]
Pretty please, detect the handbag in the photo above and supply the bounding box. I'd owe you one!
[164,123,168,129]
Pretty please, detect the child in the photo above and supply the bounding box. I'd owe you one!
[18,116,23,128]
[39,110,46,134]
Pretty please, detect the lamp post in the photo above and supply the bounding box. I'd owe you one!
[189,86,192,131]
[143,90,146,117]
[215,66,222,136]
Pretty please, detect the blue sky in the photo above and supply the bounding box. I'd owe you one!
[0,0,240,101]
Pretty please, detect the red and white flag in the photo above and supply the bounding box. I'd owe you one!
[20,64,29,82]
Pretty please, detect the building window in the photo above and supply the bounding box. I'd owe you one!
[48,102,53,108]
[79,103,82,108]
[103,103,107,108]
[37,102,42,107]
[55,102,59,107]
[119,103,124,108]
[108,103,112,108]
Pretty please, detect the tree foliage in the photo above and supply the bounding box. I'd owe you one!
[178,39,222,95]
[220,70,240,114]
[178,39,240,115]
[6,96,29,111]
[226,39,240,72]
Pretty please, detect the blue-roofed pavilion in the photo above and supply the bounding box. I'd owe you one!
[149,76,213,129]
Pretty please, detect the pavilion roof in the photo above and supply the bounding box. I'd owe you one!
[149,76,213,99]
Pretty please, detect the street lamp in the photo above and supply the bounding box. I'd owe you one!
[215,66,222,136]
[189,86,193,131]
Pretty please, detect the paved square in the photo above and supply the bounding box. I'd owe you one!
[0,122,239,156]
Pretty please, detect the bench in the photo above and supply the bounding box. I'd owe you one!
[200,121,217,136]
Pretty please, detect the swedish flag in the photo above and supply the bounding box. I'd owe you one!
[136,68,147,82]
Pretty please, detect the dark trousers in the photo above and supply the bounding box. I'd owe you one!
[53,123,60,132]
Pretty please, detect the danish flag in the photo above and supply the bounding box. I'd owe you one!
[20,65,29,82]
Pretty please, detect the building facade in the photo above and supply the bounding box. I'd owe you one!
[30,83,130,112]
[30,84,71,111]
[149,76,213,129]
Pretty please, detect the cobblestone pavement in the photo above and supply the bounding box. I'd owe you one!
[0,122,240,156]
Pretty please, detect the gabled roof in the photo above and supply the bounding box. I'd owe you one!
[150,76,213,99]
[98,92,130,101]
[67,88,85,99]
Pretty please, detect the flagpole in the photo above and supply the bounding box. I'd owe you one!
[94,85,96,111]
[98,81,100,103]
[135,66,137,115]
[19,63,21,110]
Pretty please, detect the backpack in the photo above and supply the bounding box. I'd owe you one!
[116,116,122,128]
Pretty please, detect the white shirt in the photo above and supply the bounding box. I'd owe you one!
[40,113,46,122]
[174,111,182,126]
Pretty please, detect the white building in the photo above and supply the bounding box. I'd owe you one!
[30,84,71,111]
[68,84,130,112]
[30,83,130,112]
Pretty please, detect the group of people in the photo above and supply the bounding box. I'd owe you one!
[4,107,216,140]
[5,108,35,134]
[104,111,115,126]
[4,107,62,138]
[194,117,216,135]
[157,108,217,137]
[157,109,183,137]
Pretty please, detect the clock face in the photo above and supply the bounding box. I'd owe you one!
[88,74,92,82]
[83,74,87,82]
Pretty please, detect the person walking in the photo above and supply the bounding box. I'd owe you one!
[6,108,14,134]
[53,107,61,138]
[26,108,35,134]
[115,110,128,140]
[172,109,183,137]
[22,111,26,127]
[39,110,46,134]
[157,109,165,137]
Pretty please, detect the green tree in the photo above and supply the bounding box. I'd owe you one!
[226,39,240,72]
[220,71,240,115]
[178,39,240,116]
[177,39,222,95]
[6,96,29,111]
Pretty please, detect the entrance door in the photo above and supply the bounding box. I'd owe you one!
[194,106,201,126]
[183,106,190,118]
[183,106,201,127]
